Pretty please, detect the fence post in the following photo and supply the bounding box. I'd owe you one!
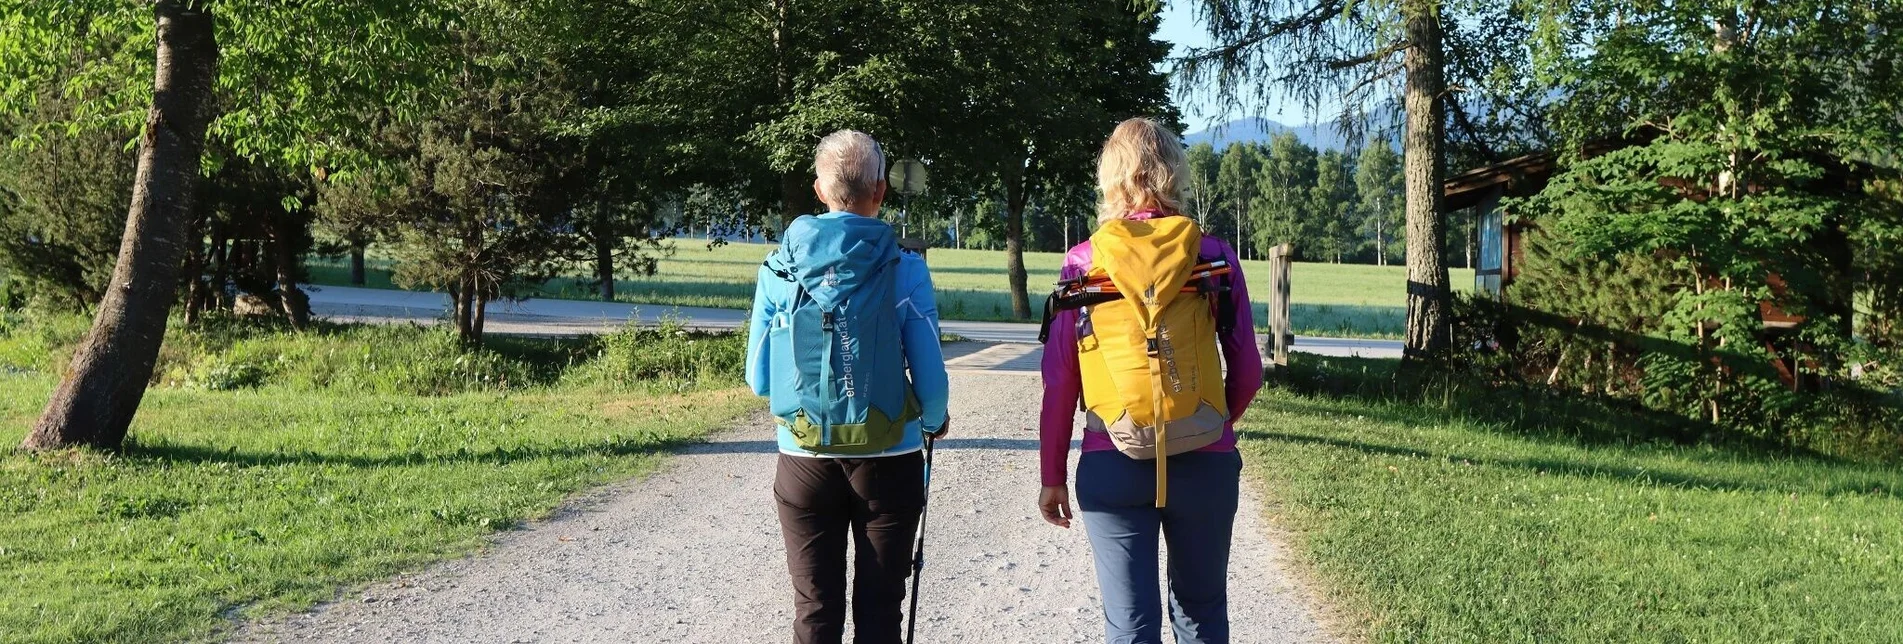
[1268,243,1294,369]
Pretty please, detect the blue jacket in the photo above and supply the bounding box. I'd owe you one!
[745,212,950,457]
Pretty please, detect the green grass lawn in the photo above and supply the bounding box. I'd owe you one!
[0,317,761,644]
[1242,358,1902,642]
[308,240,1475,338]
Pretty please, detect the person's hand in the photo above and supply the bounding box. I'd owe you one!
[1038,486,1073,529]
[927,417,951,440]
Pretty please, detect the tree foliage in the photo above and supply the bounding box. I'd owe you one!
[0,93,134,310]
[1508,0,1903,435]
[1355,140,1404,265]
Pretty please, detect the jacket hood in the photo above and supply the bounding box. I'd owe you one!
[767,214,899,310]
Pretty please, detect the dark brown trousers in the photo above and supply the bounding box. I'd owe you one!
[774,452,925,644]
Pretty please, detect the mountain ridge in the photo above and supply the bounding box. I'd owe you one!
[1184,110,1403,152]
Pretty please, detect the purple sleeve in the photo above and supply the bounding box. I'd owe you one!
[1217,241,1264,422]
[1038,255,1088,488]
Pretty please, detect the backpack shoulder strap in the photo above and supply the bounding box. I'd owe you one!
[1038,290,1059,344]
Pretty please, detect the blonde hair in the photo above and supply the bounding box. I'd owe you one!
[1095,118,1188,223]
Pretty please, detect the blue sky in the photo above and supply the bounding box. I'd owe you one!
[1155,2,1326,132]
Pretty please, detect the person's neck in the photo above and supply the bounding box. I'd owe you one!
[828,203,881,218]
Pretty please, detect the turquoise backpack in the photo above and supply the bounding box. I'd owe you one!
[763,215,919,455]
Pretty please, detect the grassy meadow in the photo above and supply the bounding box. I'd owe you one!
[1242,357,1902,642]
[0,313,760,643]
[308,240,1475,338]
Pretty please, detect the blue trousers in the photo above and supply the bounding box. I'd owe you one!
[1076,448,1242,644]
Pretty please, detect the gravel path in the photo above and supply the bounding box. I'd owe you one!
[231,345,1334,643]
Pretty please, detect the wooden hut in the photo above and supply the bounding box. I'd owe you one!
[1442,147,1872,391]
[1442,152,1555,300]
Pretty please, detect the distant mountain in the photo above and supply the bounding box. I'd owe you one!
[1184,108,1403,152]
[1183,117,1350,151]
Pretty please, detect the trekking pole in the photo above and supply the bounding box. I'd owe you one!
[905,436,937,644]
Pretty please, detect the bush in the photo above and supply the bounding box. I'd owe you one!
[566,319,747,390]
[222,324,533,395]
[1449,293,1903,463]
[0,309,89,374]
[177,355,271,391]
[2,311,752,396]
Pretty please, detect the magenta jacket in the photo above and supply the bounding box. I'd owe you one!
[1038,212,1265,488]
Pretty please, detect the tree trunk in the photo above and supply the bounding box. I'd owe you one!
[271,227,309,331]
[454,225,482,345]
[1464,214,1474,269]
[471,287,488,347]
[23,2,218,451]
[1004,168,1032,320]
[1235,195,1248,261]
[453,271,474,342]
[595,201,615,301]
[780,170,809,229]
[770,0,804,230]
[348,242,366,286]
[209,225,231,309]
[1400,1,1452,361]
[182,213,207,325]
[1376,218,1386,267]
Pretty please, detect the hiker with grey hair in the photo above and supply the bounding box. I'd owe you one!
[746,129,952,644]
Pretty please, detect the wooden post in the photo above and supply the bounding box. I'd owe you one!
[1269,243,1294,369]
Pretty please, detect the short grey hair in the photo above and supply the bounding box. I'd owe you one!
[814,130,886,207]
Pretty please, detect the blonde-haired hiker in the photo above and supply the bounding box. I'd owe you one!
[1036,118,1264,644]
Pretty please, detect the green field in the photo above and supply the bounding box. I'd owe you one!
[308,240,1475,338]
[1242,357,1903,642]
[0,316,759,643]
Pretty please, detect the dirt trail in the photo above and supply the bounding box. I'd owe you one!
[232,344,1333,643]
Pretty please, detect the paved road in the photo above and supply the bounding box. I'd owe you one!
[307,285,1405,359]
[232,345,1334,644]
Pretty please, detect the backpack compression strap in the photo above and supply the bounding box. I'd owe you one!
[1147,331,1170,508]
[818,308,836,436]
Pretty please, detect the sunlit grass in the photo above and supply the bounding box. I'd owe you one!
[0,319,760,644]
[1242,357,1903,642]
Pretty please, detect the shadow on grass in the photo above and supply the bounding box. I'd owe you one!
[1262,355,1903,499]
[1239,428,1896,499]
[1279,303,1405,339]
[125,433,712,470]
[1274,355,1822,457]
[123,435,1039,471]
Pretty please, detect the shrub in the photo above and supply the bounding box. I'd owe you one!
[177,355,271,391]
[2,311,752,395]
[566,319,747,389]
[1451,292,1903,463]
[0,309,89,374]
[210,324,534,395]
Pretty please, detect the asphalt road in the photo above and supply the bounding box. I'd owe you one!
[306,284,1405,359]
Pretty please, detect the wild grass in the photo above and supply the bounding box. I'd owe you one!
[307,240,1476,338]
[1242,356,1903,642]
[0,315,759,643]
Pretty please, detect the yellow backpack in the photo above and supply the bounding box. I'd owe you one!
[1042,216,1233,508]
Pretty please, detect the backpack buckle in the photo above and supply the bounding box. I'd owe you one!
[822,312,836,332]
[1145,337,1159,357]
